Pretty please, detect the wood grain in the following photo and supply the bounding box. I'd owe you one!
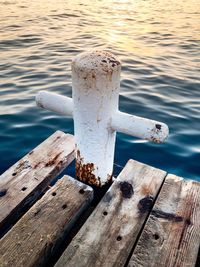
[0,131,75,231]
[55,159,167,267]
[128,174,200,267]
[0,175,93,267]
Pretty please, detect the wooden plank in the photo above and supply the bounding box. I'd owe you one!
[55,159,167,267]
[0,130,75,231]
[0,175,93,267]
[128,174,200,267]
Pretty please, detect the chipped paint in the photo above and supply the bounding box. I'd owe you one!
[72,50,121,186]
[36,49,169,187]
[111,111,169,143]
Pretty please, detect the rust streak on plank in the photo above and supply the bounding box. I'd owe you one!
[0,131,75,233]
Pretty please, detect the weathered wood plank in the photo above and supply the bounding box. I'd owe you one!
[0,130,75,231]
[0,175,93,267]
[128,174,200,267]
[55,159,167,267]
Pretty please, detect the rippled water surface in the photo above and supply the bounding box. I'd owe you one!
[0,0,199,180]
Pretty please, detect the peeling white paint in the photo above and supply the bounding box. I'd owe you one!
[36,50,169,186]
[71,50,121,185]
[111,111,169,143]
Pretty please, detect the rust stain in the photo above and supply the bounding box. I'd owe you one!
[45,152,62,167]
[76,150,101,186]
[12,160,31,176]
[141,184,153,196]
[34,155,63,169]
[34,162,42,169]
[150,136,162,144]
[101,57,121,68]
[18,160,30,169]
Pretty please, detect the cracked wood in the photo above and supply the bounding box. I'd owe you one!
[55,159,166,267]
[128,174,200,267]
[0,175,93,267]
[0,130,75,232]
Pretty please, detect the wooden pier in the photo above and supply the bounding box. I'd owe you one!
[0,131,199,267]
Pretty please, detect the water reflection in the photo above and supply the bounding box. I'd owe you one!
[0,0,199,180]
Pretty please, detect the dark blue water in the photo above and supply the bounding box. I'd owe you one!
[0,0,199,181]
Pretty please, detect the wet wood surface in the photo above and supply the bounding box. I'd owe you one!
[55,159,167,267]
[0,131,75,231]
[128,174,200,267]
[0,175,93,267]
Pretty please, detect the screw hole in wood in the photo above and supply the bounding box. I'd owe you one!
[153,233,160,240]
[116,235,122,241]
[21,187,27,191]
[62,204,67,209]
[0,189,7,197]
[79,189,85,194]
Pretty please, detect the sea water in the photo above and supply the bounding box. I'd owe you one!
[0,0,199,181]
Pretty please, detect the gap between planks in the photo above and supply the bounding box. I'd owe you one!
[55,159,167,267]
[0,175,93,267]
[128,174,200,267]
[0,130,75,236]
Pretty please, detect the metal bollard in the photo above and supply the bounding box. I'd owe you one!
[36,50,169,186]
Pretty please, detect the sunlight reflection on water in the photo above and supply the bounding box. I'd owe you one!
[0,0,199,180]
